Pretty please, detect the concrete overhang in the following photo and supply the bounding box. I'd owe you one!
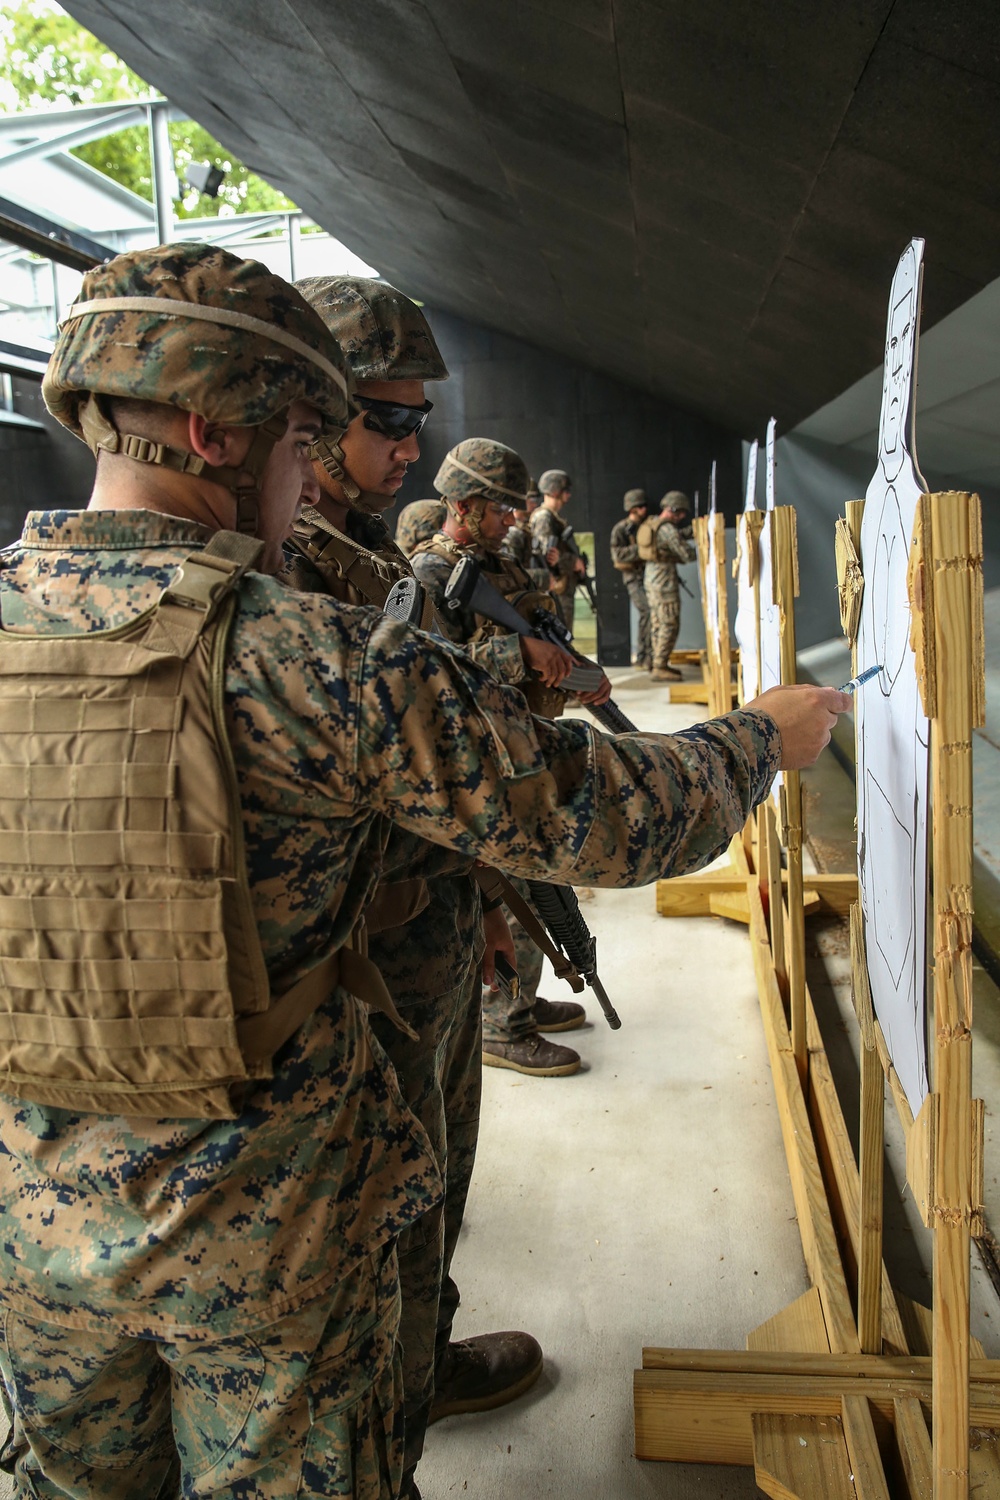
[61,0,1000,436]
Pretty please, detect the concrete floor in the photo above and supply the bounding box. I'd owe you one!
[3,668,999,1498]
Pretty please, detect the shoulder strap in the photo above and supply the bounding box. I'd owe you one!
[142,530,264,660]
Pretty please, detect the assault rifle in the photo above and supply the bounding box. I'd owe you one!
[380,576,623,1032]
[561,524,601,622]
[476,870,621,1031]
[442,557,638,736]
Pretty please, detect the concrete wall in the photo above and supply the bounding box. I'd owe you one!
[389,306,743,664]
[770,431,1000,651]
[0,376,94,546]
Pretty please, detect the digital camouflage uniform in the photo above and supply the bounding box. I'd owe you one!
[529,502,577,634]
[610,490,651,669]
[644,504,697,672]
[281,500,525,1477]
[0,244,442,1500]
[394,498,445,557]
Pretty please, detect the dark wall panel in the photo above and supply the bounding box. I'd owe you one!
[389,305,742,664]
[0,379,95,547]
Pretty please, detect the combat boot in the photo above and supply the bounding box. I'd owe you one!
[482,1033,580,1075]
[532,996,586,1032]
[650,665,682,681]
[429,1331,544,1423]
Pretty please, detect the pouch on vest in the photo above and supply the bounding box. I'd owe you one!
[0,532,348,1120]
[636,518,658,563]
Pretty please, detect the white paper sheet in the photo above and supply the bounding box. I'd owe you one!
[759,420,783,810]
[855,237,930,1115]
[734,442,759,704]
[706,461,720,647]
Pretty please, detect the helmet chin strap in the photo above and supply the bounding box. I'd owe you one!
[80,395,288,537]
[312,436,386,517]
[446,497,499,551]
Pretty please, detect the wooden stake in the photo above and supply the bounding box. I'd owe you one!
[852,903,884,1355]
[912,492,983,1500]
[772,506,805,1077]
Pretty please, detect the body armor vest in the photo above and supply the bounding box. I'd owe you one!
[636,517,659,563]
[0,533,357,1119]
[412,536,564,718]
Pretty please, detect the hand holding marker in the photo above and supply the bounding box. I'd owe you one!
[838,664,884,695]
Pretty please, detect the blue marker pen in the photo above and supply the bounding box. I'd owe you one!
[838,664,883,694]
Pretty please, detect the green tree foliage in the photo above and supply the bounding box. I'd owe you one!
[0,0,296,219]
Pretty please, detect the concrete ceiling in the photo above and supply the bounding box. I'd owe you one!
[63,0,1000,436]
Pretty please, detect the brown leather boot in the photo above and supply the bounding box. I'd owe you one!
[429,1332,544,1423]
[532,995,586,1032]
[482,1032,581,1076]
[650,665,683,681]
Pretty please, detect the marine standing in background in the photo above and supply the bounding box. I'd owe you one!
[395,495,446,556]
[282,276,549,1498]
[502,475,548,589]
[610,487,652,669]
[639,488,697,682]
[529,467,584,632]
[412,442,608,1078]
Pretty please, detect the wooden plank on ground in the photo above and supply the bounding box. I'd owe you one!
[894,1396,933,1500]
[841,1395,892,1500]
[753,1412,857,1500]
[747,1286,829,1353]
[633,1367,1000,1467]
[745,875,859,1353]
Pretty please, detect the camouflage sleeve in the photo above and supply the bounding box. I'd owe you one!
[353,615,781,888]
[466,632,528,685]
[657,521,698,565]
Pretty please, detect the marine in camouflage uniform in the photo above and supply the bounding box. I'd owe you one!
[394,497,445,557]
[411,442,596,1080]
[610,487,652,669]
[280,276,541,1494]
[0,244,433,1500]
[0,250,841,1500]
[502,477,548,590]
[642,489,697,681]
[530,467,581,633]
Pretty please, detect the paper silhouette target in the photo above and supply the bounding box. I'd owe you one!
[856,238,930,1114]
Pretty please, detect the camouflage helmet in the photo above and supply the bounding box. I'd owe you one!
[44,242,351,535]
[435,438,529,509]
[295,275,448,383]
[662,488,693,515]
[624,487,648,511]
[395,497,446,557]
[538,468,571,496]
[295,274,446,515]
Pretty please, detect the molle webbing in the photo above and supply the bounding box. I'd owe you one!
[0,532,340,1118]
[636,518,658,562]
[290,510,437,630]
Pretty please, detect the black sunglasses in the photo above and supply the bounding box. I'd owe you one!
[355,395,433,442]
